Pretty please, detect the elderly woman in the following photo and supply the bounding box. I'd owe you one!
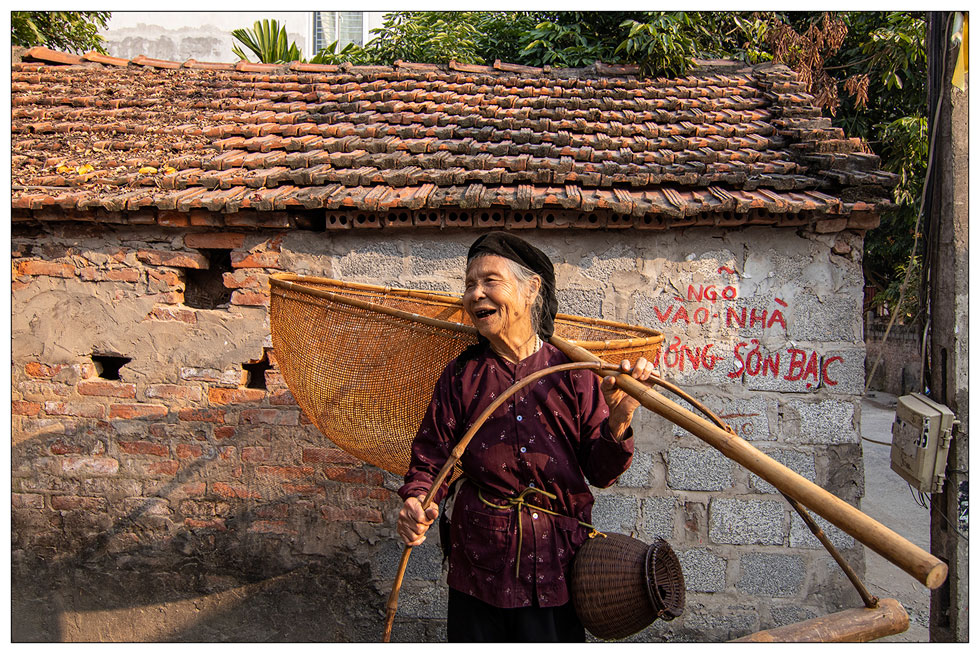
[397,233,653,642]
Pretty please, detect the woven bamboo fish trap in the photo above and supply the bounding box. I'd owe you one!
[570,533,685,640]
[268,273,665,477]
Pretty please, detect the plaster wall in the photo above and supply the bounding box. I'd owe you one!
[11,223,869,642]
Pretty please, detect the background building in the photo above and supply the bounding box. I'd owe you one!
[100,11,385,63]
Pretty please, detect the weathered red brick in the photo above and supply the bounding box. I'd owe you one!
[175,443,204,460]
[241,408,299,426]
[241,446,270,462]
[25,362,67,378]
[256,465,314,480]
[247,520,296,535]
[185,517,227,530]
[12,493,45,509]
[137,249,209,268]
[213,481,261,499]
[17,260,76,278]
[146,306,197,323]
[58,456,119,476]
[109,403,168,420]
[348,487,393,501]
[174,481,207,496]
[51,495,106,511]
[214,426,236,440]
[145,460,179,476]
[263,370,287,388]
[77,380,137,398]
[231,251,281,269]
[303,447,362,465]
[118,440,170,457]
[147,268,183,290]
[154,290,185,304]
[49,439,86,455]
[145,384,203,402]
[230,290,270,306]
[12,400,41,416]
[104,268,141,282]
[158,212,190,227]
[44,401,106,419]
[222,271,267,290]
[188,211,224,227]
[78,266,99,281]
[268,389,297,405]
[148,422,177,439]
[323,467,366,484]
[180,367,247,386]
[255,503,289,519]
[184,232,246,250]
[282,483,326,496]
[177,407,226,423]
[208,387,266,405]
[320,505,383,523]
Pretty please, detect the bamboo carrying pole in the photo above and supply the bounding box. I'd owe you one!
[548,335,948,590]
[730,597,909,642]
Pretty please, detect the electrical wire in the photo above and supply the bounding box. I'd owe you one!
[863,13,952,397]
[907,482,969,541]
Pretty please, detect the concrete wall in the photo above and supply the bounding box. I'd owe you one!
[864,324,922,395]
[10,222,869,642]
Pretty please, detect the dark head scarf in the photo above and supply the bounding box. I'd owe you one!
[467,232,558,340]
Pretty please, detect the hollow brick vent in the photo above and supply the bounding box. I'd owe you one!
[184,249,233,310]
[243,349,273,390]
[91,354,131,380]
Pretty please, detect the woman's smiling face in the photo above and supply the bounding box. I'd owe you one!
[463,255,535,345]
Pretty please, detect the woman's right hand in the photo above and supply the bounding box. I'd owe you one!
[397,495,439,547]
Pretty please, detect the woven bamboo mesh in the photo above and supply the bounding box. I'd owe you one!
[570,533,685,640]
[269,273,664,476]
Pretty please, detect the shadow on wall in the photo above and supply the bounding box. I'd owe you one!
[10,423,391,643]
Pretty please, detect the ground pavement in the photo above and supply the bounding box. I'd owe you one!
[860,390,932,642]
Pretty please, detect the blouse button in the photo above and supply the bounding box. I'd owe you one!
[516,415,523,422]
[532,513,539,520]
[520,446,527,453]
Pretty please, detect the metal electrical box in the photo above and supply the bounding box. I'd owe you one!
[890,393,955,494]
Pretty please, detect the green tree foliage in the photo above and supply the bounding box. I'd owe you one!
[11,11,111,54]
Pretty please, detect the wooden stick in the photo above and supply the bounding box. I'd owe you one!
[549,335,948,590]
[730,597,909,642]
[382,360,619,641]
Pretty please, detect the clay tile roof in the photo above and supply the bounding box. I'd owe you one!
[11,47,897,230]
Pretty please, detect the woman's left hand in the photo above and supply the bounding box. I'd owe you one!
[601,358,655,441]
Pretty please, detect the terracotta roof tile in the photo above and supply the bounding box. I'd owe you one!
[11,48,896,229]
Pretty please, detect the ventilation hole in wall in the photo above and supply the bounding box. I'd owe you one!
[308,215,327,232]
[92,354,131,380]
[184,249,234,310]
[588,214,599,224]
[491,212,501,221]
[242,349,273,390]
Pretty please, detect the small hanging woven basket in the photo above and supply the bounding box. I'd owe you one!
[570,533,685,640]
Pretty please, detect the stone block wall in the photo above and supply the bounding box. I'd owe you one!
[11,222,869,642]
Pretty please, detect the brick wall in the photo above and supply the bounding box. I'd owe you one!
[11,223,869,642]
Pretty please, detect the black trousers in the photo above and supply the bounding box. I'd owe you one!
[447,588,586,642]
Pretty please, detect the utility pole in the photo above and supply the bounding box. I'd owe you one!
[924,11,968,643]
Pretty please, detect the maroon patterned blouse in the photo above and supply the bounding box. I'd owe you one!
[399,342,634,609]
